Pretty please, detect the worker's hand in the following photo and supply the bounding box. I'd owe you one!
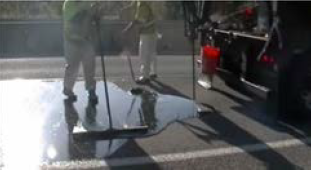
[122,21,135,34]
[122,27,130,34]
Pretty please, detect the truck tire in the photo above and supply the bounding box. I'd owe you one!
[279,53,311,121]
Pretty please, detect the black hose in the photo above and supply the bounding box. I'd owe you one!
[126,53,136,82]
[256,16,282,62]
[95,17,113,129]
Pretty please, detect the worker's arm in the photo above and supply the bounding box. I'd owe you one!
[119,1,136,13]
[88,2,105,20]
[122,20,140,33]
[141,19,155,29]
[120,1,138,33]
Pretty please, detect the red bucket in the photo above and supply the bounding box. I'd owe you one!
[202,45,220,75]
[244,7,254,17]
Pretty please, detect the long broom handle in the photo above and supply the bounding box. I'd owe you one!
[126,53,136,82]
[191,36,197,101]
[95,17,113,129]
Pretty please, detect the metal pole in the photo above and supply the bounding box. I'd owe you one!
[96,18,113,129]
[191,35,197,101]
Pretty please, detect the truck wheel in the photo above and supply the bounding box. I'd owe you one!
[280,54,311,121]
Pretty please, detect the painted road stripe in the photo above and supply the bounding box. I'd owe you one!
[0,74,194,82]
[43,137,311,169]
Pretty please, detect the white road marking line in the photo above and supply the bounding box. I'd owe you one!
[0,74,194,82]
[43,137,311,169]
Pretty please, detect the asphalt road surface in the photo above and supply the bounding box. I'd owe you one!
[1,56,311,170]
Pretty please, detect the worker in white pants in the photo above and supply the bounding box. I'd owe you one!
[122,1,157,83]
[139,33,157,80]
[63,1,101,102]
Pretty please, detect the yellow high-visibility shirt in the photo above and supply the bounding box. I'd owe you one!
[135,1,156,34]
[63,0,97,43]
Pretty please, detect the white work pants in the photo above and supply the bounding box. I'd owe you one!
[63,40,96,91]
[139,34,157,78]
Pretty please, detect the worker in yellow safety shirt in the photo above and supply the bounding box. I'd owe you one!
[62,0,102,103]
[122,1,158,84]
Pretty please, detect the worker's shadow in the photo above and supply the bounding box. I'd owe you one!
[147,79,217,114]
[147,79,191,99]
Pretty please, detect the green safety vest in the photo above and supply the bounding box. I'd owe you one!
[135,1,156,34]
[63,0,98,43]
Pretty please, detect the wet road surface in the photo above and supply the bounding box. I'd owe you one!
[1,57,311,170]
[0,80,200,169]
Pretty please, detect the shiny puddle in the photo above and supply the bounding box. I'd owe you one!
[0,79,198,168]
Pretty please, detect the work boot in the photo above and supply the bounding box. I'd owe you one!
[135,76,150,84]
[63,88,77,102]
[88,89,98,105]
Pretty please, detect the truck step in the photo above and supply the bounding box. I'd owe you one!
[217,69,270,100]
[240,77,270,99]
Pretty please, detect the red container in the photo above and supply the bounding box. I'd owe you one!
[244,7,254,17]
[202,45,220,75]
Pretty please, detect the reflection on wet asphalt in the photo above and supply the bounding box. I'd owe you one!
[0,80,198,168]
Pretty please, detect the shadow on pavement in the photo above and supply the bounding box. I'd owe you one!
[211,87,277,129]
[107,140,161,170]
[186,113,302,169]
[211,87,311,148]
[217,71,311,147]
[146,79,191,99]
[145,79,303,169]
[147,79,218,115]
